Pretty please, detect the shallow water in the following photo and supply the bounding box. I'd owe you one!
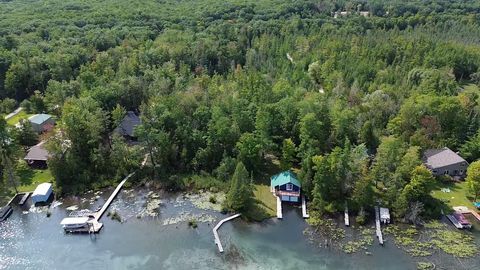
[0,189,478,270]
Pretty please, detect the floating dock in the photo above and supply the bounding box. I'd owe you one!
[375,206,384,245]
[276,195,282,219]
[302,195,309,218]
[19,192,31,205]
[213,213,241,253]
[344,206,350,226]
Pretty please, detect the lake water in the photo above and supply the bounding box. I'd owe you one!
[1,188,478,270]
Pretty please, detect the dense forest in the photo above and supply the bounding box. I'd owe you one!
[2,0,480,222]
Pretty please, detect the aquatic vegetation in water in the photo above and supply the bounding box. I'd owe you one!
[110,210,122,222]
[188,219,198,228]
[162,210,216,226]
[384,222,478,258]
[417,262,435,270]
[185,191,226,212]
[342,228,374,254]
[65,205,78,211]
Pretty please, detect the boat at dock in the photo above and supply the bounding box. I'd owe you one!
[60,216,102,233]
[453,212,472,229]
[0,205,13,222]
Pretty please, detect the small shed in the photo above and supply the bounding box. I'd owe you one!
[28,114,55,134]
[380,207,390,224]
[271,171,301,202]
[32,183,53,204]
[114,111,141,141]
[24,141,50,168]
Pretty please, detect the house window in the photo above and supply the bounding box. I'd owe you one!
[460,170,464,175]
[432,170,438,173]
[444,170,449,175]
[286,183,293,191]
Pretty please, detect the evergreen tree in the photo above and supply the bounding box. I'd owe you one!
[225,161,253,212]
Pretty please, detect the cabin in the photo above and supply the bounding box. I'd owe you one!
[24,141,50,168]
[271,171,301,202]
[28,114,55,134]
[0,205,13,222]
[423,147,468,178]
[32,183,53,204]
[380,207,390,224]
[114,111,141,141]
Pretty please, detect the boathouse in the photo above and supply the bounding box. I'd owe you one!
[32,183,53,204]
[271,171,301,202]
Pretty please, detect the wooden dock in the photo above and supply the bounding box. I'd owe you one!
[344,206,350,226]
[302,195,309,218]
[276,195,282,219]
[19,192,31,205]
[93,172,134,221]
[375,206,384,245]
[213,213,241,253]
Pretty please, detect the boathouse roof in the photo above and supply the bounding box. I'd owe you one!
[271,171,301,188]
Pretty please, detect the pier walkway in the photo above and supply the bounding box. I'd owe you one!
[375,206,384,245]
[302,195,309,218]
[93,172,134,221]
[344,206,350,226]
[213,213,241,253]
[19,192,31,205]
[276,195,282,219]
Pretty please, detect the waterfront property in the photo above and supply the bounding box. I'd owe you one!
[114,111,141,142]
[31,183,53,204]
[423,147,468,178]
[24,141,50,168]
[270,171,301,202]
[0,205,13,222]
[28,114,55,134]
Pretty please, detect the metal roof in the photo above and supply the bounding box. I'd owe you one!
[28,114,52,125]
[32,183,52,197]
[271,171,301,188]
[424,147,467,169]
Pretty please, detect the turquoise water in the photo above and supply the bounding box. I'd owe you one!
[0,189,478,270]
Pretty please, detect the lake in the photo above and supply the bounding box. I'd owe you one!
[1,188,478,270]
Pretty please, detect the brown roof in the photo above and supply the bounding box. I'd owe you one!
[24,141,50,161]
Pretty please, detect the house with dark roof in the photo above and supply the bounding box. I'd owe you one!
[271,171,301,202]
[423,147,468,178]
[114,111,141,141]
[28,114,55,134]
[24,141,50,168]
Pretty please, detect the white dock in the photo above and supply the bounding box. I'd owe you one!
[276,195,283,219]
[344,206,350,226]
[302,195,309,218]
[213,213,241,253]
[93,172,134,221]
[375,206,384,245]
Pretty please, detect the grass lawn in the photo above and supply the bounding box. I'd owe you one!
[431,180,475,211]
[17,169,53,193]
[252,184,276,216]
[6,110,33,126]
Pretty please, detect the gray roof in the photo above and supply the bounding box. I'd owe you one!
[24,141,50,161]
[114,111,141,137]
[423,147,467,169]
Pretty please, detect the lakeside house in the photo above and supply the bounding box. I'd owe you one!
[32,183,53,204]
[271,171,301,202]
[114,111,141,141]
[423,147,468,178]
[24,141,50,168]
[28,114,55,134]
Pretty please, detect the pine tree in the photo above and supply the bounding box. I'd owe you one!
[225,161,253,212]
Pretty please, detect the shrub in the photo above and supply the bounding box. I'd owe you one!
[209,195,217,204]
[188,219,198,228]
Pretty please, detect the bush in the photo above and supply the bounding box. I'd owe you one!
[20,99,32,113]
[0,98,16,114]
[209,195,217,204]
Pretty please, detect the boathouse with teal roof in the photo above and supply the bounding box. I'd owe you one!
[271,171,301,202]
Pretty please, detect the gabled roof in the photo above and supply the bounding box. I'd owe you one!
[114,111,141,137]
[271,171,301,187]
[423,147,467,169]
[28,114,52,125]
[32,183,52,197]
[24,141,50,161]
